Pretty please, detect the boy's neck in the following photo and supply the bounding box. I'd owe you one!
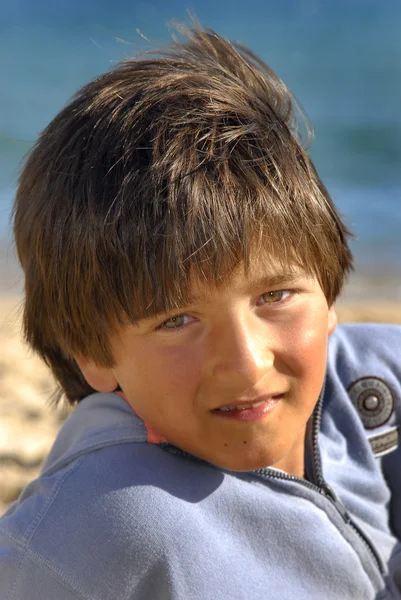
[270,426,307,478]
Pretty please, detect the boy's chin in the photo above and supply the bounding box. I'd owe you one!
[204,448,282,473]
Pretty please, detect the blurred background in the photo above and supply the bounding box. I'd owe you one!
[0,0,400,514]
[1,0,400,299]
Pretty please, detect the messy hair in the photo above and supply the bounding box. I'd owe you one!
[13,24,353,405]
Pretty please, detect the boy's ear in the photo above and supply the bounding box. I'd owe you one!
[74,356,118,393]
[327,306,337,336]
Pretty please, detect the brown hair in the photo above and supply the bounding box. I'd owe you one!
[13,24,353,405]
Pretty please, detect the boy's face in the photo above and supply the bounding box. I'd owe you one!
[77,256,336,475]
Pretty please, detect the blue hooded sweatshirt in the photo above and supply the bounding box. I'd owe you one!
[0,323,400,599]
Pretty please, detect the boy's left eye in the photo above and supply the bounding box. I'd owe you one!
[158,314,192,330]
[258,289,291,304]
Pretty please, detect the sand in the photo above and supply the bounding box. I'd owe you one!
[1,295,400,516]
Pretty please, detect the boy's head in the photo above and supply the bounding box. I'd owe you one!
[14,24,353,467]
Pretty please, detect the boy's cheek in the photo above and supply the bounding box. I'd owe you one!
[281,303,333,351]
[279,318,331,381]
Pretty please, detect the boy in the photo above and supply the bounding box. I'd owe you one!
[1,24,400,599]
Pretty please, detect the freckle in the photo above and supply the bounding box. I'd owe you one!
[243,441,247,444]
[224,443,228,447]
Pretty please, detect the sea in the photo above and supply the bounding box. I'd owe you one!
[1,0,400,299]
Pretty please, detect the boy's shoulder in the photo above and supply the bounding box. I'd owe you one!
[0,401,222,599]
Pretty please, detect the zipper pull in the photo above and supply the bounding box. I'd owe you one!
[321,483,351,523]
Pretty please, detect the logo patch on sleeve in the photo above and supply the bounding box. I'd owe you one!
[348,377,394,429]
[368,426,399,457]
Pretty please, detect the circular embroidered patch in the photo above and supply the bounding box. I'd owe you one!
[348,377,394,429]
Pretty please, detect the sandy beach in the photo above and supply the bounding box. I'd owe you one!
[1,295,400,516]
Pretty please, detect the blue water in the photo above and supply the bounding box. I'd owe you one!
[1,0,400,282]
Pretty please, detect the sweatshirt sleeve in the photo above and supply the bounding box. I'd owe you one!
[0,447,177,600]
[370,325,401,541]
[0,531,81,600]
[331,324,401,541]
[382,403,401,541]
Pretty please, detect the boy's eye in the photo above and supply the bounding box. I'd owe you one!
[259,289,291,304]
[159,314,189,329]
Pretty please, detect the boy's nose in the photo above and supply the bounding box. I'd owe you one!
[207,314,274,386]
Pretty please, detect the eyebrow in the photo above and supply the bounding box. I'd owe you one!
[184,271,305,306]
[245,272,305,291]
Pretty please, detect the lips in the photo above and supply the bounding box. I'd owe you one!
[217,399,268,412]
[211,395,282,422]
[212,394,284,413]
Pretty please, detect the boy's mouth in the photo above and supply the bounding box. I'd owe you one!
[211,395,283,420]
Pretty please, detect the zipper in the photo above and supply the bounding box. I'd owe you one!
[161,381,385,575]
[311,384,385,575]
[253,462,385,575]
